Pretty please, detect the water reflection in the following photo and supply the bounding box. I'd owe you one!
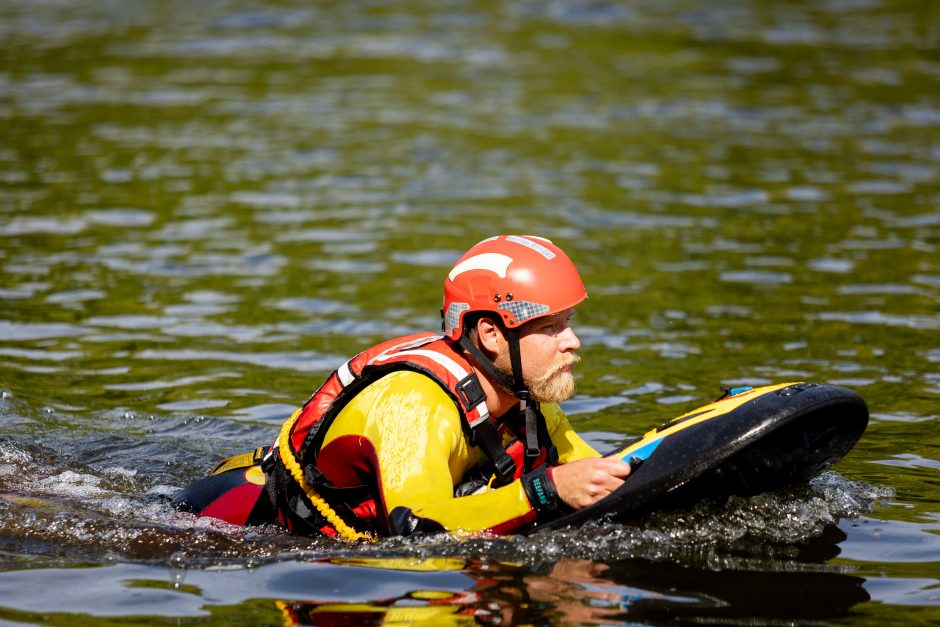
[0,555,874,625]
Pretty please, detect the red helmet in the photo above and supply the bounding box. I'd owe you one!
[442,235,587,339]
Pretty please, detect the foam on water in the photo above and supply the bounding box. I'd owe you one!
[0,428,894,569]
[373,472,894,570]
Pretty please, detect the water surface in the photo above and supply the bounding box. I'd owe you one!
[1,0,939,624]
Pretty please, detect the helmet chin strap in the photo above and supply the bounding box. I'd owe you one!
[458,332,518,393]
[504,328,542,461]
[458,328,544,463]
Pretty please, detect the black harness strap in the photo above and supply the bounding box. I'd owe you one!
[503,327,541,462]
[536,405,559,466]
[457,333,523,482]
[472,418,517,484]
[505,327,556,467]
[459,328,560,475]
[455,369,516,484]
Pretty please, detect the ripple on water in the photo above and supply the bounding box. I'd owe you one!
[0,283,49,299]
[560,395,631,416]
[814,311,940,330]
[391,249,462,267]
[808,257,856,273]
[163,303,232,317]
[163,322,266,342]
[871,453,940,471]
[0,321,88,341]
[655,394,700,405]
[230,191,303,209]
[228,403,296,424]
[839,515,940,565]
[86,314,180,330]
[83,208,155,227]
[836,283,927,296]
[157,399,230,412]
[0,216,87,236]
[104,373,240,392]
[720,270,793,285]
[275,228,375,243]
[273,297,357,315]
[134,348,344,373]
[0,347,83,362]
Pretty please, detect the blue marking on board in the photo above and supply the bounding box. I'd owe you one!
[730,386,753,396]
[620,436,663,464]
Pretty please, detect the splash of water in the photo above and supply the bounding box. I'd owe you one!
[1,431,893,571]
[342,472,894,570]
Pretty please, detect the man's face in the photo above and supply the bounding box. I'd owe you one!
[495,308,581,403]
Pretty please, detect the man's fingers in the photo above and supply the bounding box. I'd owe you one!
[553,457,635,510]
[600,458,632,479]
[590,460,630,494]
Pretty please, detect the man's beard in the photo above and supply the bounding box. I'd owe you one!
[495,352,580,404]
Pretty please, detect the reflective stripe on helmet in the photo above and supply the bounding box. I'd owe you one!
[443,302,469,334]
[448,252,513,281]
[497,300,549,324]
[505,235,555,259]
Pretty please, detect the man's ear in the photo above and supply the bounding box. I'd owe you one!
[476,316,504,355]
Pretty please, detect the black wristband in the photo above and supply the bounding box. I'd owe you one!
[521,466,561,521]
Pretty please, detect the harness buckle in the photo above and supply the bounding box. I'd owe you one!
[471,418,517,484]
[455,374,486,413]
[492,450,517,483]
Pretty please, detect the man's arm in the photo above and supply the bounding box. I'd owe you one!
[329,373,628,535]
[337,371,541,535]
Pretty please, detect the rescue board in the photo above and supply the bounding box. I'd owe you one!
[536,382,869,532]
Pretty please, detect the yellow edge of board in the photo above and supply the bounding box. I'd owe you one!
[616,382,800,459]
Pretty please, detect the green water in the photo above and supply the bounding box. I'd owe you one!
[1,0,939,624]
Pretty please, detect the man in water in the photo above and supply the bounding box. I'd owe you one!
[176,235,631,537]
[263,235,631,537]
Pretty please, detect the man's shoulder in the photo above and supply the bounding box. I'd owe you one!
[541,402,565,416]
[368,369,456,402]
[357,370,463,428]
[540,402,568,427]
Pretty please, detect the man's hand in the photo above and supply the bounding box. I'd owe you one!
[551,457,632,510]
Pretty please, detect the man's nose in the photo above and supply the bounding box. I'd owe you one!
[560,326,581,352]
